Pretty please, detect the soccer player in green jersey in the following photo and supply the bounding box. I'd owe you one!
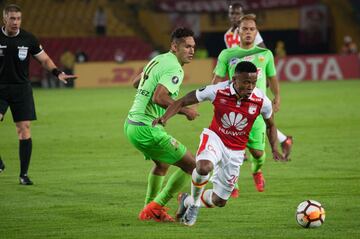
[124,27,198,222]
[213,14,290,193]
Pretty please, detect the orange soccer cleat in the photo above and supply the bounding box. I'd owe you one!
[253,171,265,192]
[138,201,175,222]
[230,188,239,198]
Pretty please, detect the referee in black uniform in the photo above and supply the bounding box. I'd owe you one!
[0,4,76,185]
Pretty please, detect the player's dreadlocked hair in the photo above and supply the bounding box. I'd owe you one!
[170,27,194,44]
[235,61,257,74]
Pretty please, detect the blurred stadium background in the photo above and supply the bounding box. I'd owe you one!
[2,0,358,87]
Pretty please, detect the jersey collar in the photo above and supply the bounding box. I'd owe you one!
[2,26,20,37]
[230,83,237,95]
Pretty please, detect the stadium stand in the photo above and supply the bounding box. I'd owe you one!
[30,37,152,79]
[0,0,154,81]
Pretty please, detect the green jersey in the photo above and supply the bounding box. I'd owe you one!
[128,52,184,125]
[214,46,276,93]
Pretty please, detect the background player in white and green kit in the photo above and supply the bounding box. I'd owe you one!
[124,28,198,222]
[213,14,289,193]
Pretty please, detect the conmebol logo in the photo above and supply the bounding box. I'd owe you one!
[221,112,248,131]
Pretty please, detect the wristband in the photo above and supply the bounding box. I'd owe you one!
[51,68,62,77]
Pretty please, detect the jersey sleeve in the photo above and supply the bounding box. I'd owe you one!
[213,50,228,78]
[158,68,183,94]
[29,34,43,56]
[195,84,218,102]
[266,51,276,78]
[260,95,273,119]
[254,32,264,46]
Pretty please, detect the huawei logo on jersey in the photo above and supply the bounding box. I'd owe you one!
[221,112,248,131]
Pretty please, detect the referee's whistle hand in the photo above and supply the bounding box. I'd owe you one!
[58,73,78,84]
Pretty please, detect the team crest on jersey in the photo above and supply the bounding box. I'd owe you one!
[18,46,28,61]
[229,57,240,67]
[242,55,254,61]
[171,76,179,84]
[248,104,257,114]
[258,55,265,62]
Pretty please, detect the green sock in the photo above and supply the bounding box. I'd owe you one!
[250,153,266,173]
[144,173,165,206]
[154,168,190,206]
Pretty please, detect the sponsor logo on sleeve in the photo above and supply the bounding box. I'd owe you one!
[198,86,206,91]
[229,57,240,67]
[171,76,179,84]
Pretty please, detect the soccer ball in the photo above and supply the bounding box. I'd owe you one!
[296,200,325,228]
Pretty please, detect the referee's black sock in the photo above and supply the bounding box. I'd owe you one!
[19,138,32,177]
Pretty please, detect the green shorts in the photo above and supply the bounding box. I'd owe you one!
[247,115,266,151]
[124,120,187,164]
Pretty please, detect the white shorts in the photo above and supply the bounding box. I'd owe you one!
[196,128,245,200]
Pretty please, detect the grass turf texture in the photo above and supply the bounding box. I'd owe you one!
[1,80,359,239]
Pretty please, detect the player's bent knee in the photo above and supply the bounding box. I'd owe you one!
[152,164,169,176]
[212,196,227,207]
[250,149,264,159]
[196,160,213,175]
[16,123,31,139]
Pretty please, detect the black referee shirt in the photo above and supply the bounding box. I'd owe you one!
[0,27,43,84]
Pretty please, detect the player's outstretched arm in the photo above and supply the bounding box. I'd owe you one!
[34,51,77,84]
[268,76,281,112]
[211,74,226,84]
[264,114,286,161]
[153,90,199,126]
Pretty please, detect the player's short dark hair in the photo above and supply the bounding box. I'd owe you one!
[229,2,243,10]
[3,4,21,16]
[170,27,194,44]
[235,61,257,74]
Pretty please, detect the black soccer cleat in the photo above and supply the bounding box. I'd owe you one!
[0,157,5,173]
[19,175,33,185]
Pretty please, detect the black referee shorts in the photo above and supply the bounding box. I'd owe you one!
[0,84,37,122]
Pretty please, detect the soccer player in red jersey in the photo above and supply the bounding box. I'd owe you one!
[153,61,288,226]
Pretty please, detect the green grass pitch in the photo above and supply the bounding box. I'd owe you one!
[1,80,360,239]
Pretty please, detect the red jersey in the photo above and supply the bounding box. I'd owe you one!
[196,81,272,150]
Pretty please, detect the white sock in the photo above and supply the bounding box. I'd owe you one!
[200,189,214,208]
[184,195,193,208]
[277,129,287,143]
[184,189,214,208]
[191,169,210,207]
